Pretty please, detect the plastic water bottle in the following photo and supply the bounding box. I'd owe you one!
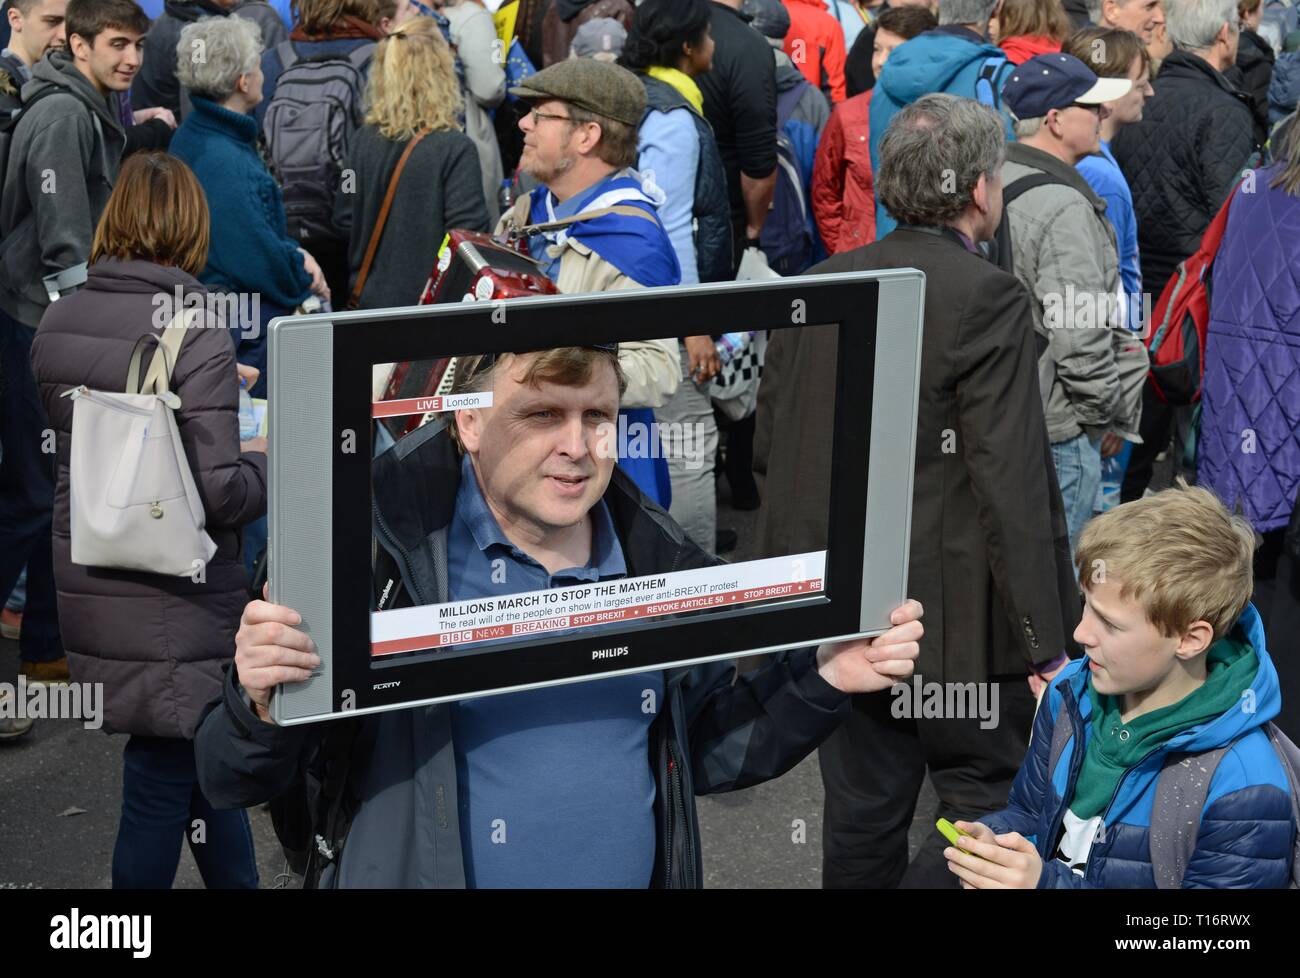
[1096,440,1132,513]
[238,379,258,440]
[714,332,752,365]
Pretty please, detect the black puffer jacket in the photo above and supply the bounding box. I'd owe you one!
[31,259,268,739]
[1112,49,1257,296]
[1231,27,1275,150]
[638,74,733,284]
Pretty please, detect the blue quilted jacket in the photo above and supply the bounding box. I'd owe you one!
[1198,170,1300,533]
[984,604,1295,888]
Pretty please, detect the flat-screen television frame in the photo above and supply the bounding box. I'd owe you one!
[267,271,925,725]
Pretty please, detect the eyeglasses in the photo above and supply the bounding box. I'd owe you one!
[1068,102,1103,115]
[527,108,573,126]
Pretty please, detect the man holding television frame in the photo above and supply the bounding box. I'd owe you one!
[195,342,925,888]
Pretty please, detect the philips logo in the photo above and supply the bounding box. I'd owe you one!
[373,681,401,690]
[592,646,629,660]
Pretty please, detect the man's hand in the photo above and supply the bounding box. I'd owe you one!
[1028,655,1069,699]
[684,335,720,383]
[945,830,1043,889]
[298,248,331,301]
[133,106,177,128]
[1099,431,1124,458]
[235,584,319,723]
[236,362,260,392]
[815,599,922,693]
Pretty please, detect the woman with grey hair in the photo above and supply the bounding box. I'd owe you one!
[169,14,329,403]
[170,14,331,580]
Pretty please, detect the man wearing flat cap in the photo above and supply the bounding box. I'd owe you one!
[1000,52,1147,559]
[498,57,685,505]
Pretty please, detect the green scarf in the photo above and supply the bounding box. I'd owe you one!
[1068,635,1258,819]
[646,65,704,116]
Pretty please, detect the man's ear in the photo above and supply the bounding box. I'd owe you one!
[456,408,482,454]
[1174,619,1216,661]
[972,171,989,215]
[68,32,90,62]
[576,120,604,156]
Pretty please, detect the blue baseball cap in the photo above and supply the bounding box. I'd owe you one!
[1002,53,1132,120]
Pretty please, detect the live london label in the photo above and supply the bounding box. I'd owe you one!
[370,551,828,657]
[371,391,493,419]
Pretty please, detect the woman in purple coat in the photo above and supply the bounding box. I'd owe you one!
[1198,120,1300,737]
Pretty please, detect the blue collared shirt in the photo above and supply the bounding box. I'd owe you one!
[447,454,663,887]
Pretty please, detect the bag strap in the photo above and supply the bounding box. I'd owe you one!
[1149,741,1233,888]
[126,311,192,396]
[347,130,431,310]
[1046,699,1074,790]
[515,203,660,237]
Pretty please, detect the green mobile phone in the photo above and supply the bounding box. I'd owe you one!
[936,818,981,858]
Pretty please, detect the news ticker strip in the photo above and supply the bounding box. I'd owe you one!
[370,551,828,657]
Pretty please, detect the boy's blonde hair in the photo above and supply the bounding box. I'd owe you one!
[1075,485,1255,639]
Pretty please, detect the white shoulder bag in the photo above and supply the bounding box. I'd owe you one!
[61,311,217,576]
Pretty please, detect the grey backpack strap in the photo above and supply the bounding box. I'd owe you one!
[1046,700,1073,785]
[1263,722,1300,887]
[1150,744,1232,888]
[275,40,298,70]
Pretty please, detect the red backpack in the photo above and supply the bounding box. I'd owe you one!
[1144,190,1236,405]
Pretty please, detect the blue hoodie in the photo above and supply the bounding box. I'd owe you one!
[984,604,1296,888]
[868,28,1014,236]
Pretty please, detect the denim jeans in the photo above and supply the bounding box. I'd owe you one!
[0,308,62,661]
[1051,431,1103,560]
[112,736,259,889]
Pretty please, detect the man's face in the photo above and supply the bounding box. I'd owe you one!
[1050,100,1108,159]
[518,98,580,185]
[1107,56,1152,126]
[456,354,621,540]
[71,27,144,94]
[1106,0,1164,45]
[872,28,906,77]
[8,0,68,65]
[1074,579,1184,698]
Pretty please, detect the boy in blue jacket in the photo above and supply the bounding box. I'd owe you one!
[944,485,1296,888]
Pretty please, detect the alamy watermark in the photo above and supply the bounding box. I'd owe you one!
[891,675,1000,729]
[0,678,103,730]
[151,286,261,341]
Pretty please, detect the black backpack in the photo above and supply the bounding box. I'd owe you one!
[262,42,375,245]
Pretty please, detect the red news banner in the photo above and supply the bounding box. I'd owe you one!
[371,391,493,419]
[370,551,828,657]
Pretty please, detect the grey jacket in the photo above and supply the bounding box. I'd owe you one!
[1001,141,1134,444]
[0,50,125,327]
[443,0,506,224]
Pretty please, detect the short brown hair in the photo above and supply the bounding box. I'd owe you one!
[566,103,640,169]
[1238,0,1263,19]
[66,0,148,46]
[1062,25,1151,78]
[996,0,1071,42]
[91,152,210,276]
[447,348,628,452]
[1075,484,1255,639]
[292,0,380,35]
[876,4,938,39]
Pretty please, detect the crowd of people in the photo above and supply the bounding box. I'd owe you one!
[0,0,1297,889]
